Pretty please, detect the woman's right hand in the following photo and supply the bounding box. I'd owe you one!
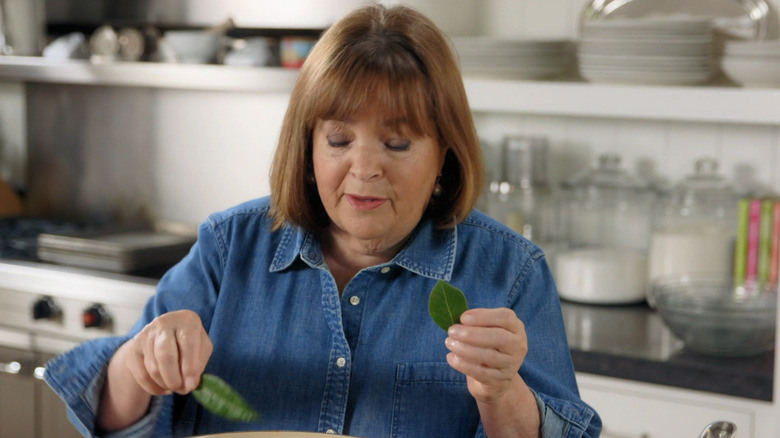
[99,309,213,432]
[122,309,213,395]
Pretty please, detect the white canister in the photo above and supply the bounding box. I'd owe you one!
[555,248,648,304]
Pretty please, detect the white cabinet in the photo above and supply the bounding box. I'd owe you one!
[577,373,775,438]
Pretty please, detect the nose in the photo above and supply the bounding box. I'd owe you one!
[349,141,383,181]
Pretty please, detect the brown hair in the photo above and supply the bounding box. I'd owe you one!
[269,4,483,231]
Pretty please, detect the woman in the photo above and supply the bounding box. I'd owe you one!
[45,4,600,438]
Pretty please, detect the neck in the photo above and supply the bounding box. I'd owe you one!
[320,229,402,294]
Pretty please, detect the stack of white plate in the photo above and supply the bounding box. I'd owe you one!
[578,18,715,85]
[451,37,570,80]
[722,40,780,87]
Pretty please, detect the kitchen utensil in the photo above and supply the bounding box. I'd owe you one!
[650,273,777,356]
[698,420,736,438]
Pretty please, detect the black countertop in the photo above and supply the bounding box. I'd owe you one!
[561,301,775,401]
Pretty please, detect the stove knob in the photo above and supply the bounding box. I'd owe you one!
[33,296,62,320]
[82,303,111,329]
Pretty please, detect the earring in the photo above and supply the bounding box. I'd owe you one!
[432,177,443,197]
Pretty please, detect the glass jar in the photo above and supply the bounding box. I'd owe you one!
[484,136,560,252]
[555,153,656,304]
[648,158,740,290]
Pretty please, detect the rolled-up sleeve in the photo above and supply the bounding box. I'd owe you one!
[44,336,167,438]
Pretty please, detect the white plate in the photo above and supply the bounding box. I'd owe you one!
[579,66,713,85]
[459,55,566,67]
[579,37,713,57]
[462,65,567,80]
[578,53,713,69]
[451,37,570,50]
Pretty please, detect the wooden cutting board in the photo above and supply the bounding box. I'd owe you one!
[0,177,23,217]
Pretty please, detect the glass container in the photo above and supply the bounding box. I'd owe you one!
[648,158,740,290]
[484,136,559,250]
[555,153,656,304]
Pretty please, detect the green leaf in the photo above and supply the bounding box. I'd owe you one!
[428,280,469,331]
[192,373,260,422]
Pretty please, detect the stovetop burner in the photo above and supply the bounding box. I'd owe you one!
[0,217,85,260]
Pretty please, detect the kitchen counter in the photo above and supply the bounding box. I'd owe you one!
[562,301,775,401]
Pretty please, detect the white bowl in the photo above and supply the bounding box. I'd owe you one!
[164,30,222,64]
[722,56,780,87]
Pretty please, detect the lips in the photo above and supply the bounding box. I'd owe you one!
[346,194,387,211]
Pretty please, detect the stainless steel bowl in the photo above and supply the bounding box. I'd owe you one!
[650,274,777,356]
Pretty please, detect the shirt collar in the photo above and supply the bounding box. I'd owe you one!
[269,218,456,281]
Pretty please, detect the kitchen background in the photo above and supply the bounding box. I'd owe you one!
[0,0,779,437]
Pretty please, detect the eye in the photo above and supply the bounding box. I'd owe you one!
[385,139,411,151]
[326,135,350,147]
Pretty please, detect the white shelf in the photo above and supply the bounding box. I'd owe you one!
[1,56,779,125]
[0,56,299,92]
[464,77,780,126]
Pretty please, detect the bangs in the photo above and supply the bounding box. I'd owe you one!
[309,60,436,137]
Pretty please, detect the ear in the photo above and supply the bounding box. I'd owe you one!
[438,145,449,173]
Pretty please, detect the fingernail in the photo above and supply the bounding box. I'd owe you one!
[186,377,198,391]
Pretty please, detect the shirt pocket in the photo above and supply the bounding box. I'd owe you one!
[391,362,480,438]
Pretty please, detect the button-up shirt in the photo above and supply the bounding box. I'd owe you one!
[45,196,601,437]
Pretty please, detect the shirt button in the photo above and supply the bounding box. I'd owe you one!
[380,266,391,274]
[349,296,360,306]
[336,357,346,367]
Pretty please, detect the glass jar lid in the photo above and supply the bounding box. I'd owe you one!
[564,153,652,193]
[672,157,736,201]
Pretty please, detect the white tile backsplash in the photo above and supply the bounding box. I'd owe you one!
[476,113,780,196]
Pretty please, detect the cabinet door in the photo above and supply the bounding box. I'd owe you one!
[0,346,35,438]
[36,353,82,438]
[579,379,755,438]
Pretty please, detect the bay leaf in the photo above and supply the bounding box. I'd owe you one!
[428,280,469,331]
[192,373,260,422]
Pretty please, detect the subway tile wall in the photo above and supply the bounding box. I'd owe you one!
[475,113,780,196]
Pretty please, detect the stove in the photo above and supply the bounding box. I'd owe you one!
[0,217,84,261]
[0,218,159,438]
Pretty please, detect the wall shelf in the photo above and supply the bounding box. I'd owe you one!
[0,56,299,93]
[465,77,780,126]
[1,56,779,125]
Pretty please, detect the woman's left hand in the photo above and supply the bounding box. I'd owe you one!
[445,307,528,403]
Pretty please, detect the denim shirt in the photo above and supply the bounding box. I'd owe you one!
[45,196,601,438]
